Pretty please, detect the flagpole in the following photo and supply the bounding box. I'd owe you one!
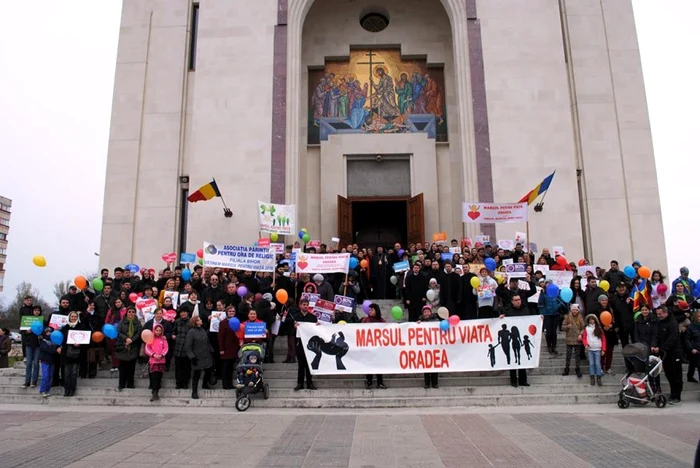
[212,178,232,218]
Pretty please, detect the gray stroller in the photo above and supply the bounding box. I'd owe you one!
[617,343,666,409]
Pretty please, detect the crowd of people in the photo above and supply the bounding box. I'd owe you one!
[6,239,699,405]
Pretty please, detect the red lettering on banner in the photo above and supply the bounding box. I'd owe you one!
[483,325,492,342]
[399,349,449,369]
[408,327,416,345]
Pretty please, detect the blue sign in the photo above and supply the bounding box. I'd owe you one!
[180,252,196,264]
[393,260,410,273]
[441,253,453,262]
[243,322,266,338]
[125,264,140,274]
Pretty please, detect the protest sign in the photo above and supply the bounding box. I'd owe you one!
[313,299,336,323]
[468,264,485,274]
[528,242,538,253]
[578,266,597,278]
[136,297,158,323]
[243,322,267,338]
[48,314,68,330]
[203,242,275,272]
[301,292,320,308]
[514,232,527,244]
[461,237,472,247]
[449,247,461,254]
[432,232,447,243]
[290,248,301,272]
[475,235,490,245]
[534,265,550,275]
[271,243,285,255]
[20,316,43,331]
[294,253,350,274]
[179,294,190,306]
[393,260,410,273]
[552,246,565,257]
[498,239,514,251]
[440,253,453,262]
[502,259,514,266]
[308,240,321,249]
[334,295,356,314]
[209,312,227,332]
[67,330,91,345]
[297,316,543,375]
[331,237,340,244]
[462,202,528,224]
[505,263,527,278]
[258,201,295,235]
[548,270,573,288]
[180,252,196,264]
[257,238,271,248]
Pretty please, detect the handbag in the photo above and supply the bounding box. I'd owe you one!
[66,344,81,359]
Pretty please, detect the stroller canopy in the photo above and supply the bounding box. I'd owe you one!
[622,342,649,361]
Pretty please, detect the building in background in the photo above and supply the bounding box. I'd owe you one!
[0,196,11,292]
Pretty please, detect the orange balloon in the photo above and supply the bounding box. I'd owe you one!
[360,259,368,269]
[74,276,87,290]
[600,311,613,327]
[92,331,104,343]
[275,289,288,304]
[638,266,651,280]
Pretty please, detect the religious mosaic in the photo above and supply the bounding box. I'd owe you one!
[307,49,448,144]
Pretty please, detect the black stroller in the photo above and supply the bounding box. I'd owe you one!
[234,343,269,411]
[617,343,666,409]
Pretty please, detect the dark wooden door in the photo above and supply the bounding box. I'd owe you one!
[337,195,353,247]
[407,193,424,245]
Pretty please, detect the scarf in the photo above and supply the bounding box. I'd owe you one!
[127,318,135,338]
[68,318,80,328]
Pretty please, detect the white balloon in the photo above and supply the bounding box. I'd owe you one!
[437,307,449,319]
[390,276,398,285]
[426,290,436,301]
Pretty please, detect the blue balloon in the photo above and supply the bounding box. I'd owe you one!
[125,263,140,274]
[31,321,44,336]
[546,283,560,298]
[50,330,63,346]
[623,265,636,279]
[439,320,450,331]
[484,258,497,272]
[560,287,574,303]
[349,257,359,269]
[102,324,117,340]
[228,317,241,332]
[298,230,305,240]
[181,269,192,281]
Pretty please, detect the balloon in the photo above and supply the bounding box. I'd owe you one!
[556,256,568,267]
[196,249,204,258]
[302,233,310,243]
[255,293,263,302]
[360,259,368,269]
[141,329,154,344]
[137,292,143,298]
[182,269,192,281]
[102,324,117,340]
[338,320,347,325]
[50,330,63,345]
[349,257,359,269]
[484,258,497,272]
[129,293,138,303]
[448,315,460,326]
[253,241,259,247]
[125,264,140,273]
[638,266,651,279]
[678,300,689,310]
[198,257,204,265]
[31,321,44,336]
[545,283,560,298]
[600,311,613,326]
[32,255,46,267]
[270,233,279,242]
[74,276,87,290]
[362,300,371,313]
[398,249,405,257]
[92,331,104,343]
[578,259,586,267]
[470,277,480,289]
[390,306,403,321]
[237,286,248,298]
[633,311,641,321]
[301,228,308,233]
[439,320,449,331]
[528,324,537,335]
[559,287,574,303]
[92,278,104,292]
[495,274,505,285]
[657,283,668,296]
[437,307,449,319]
[390,276,398,285]
[228,317,241,332]
[623,265,636,279]
[426,290,436,301]
[275,289,288,304]
[298,231,305,239]
[599,280,610,292]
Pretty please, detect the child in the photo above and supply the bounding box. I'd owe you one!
[581,314,606,386]
[417,305,440,388]
[145,324,168,401]
[562,304,585,377]
[522,336,533,360]
[487,344,496,367]
[236,353,261,389]
[38,328,61,397]
[427,279,441,308]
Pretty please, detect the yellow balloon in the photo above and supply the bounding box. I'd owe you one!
[32,255,46,267]
[470,277,480,289]
[599,280,610,292]
[301,228,308,233]
[495,274,504,284]
[338,320,347,325]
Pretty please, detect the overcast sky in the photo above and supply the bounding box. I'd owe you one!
[0,1,697,304]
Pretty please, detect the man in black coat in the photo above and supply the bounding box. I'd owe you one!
[93,284,116,328]
[584,277,605,316]
[370,246,390,299]
[652,305,683,404]
[609,283,634,348]
[201,274,225,307]
[405,263,428,322]
[499,294,530,387]
[458,267,478,320]
[603,261,627,291]
[222,282,241,310]
[440,263,461,314]
[497,276,536,305]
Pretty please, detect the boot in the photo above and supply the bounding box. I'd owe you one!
[562,368,569,376]
[154,389,160,401]
[191,376,200,399]
[150,390,156,402]
[551,346,559,356]
[575,368,582,378]
[596,376,602,386]
[590,376,595,386]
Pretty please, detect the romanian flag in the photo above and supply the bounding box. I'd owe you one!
[187,179,221,203]
[518,171,556,205]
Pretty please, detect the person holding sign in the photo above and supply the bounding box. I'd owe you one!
[293,298,318,391]
[60,311,84,397]
[21,306,43,387]
[362,304,387,389]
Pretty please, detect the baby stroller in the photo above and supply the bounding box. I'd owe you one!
[234,343,269,411]
[617,343,666,409]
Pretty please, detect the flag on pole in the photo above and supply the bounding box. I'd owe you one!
[187,179,221,203]
[518,171,556,205]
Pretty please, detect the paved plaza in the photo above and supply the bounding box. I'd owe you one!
[0,403,697,468]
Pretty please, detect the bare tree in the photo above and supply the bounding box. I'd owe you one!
[53,280,71,303]
[1,282,53,329]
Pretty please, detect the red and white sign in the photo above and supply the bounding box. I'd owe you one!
[257,238,271,248]
[462,202,528,224]
[308,240,321,248]
[136,297,158,322]
[294,253,350,274]
[271,243,285,255]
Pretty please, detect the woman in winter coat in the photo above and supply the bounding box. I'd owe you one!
[473,268,498,318]
[634,304,661,392]
[60,311,84,397]
[115,307,142,390]
[561,304,584,377]
[185,315,213,400]
[279,298,298,363]
[538,280,568,356]
[362,304,387,389]
[145,323,168,401]
[172,308,191,390]
[218,306,240,390]
[0,328,11,369]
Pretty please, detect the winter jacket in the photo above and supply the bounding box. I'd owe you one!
[115,319,142,362]
[145,328,169,366]
[22,318,42,348]
[581,326,607,353]
[684,321,700,353]
[185,327,213,370]
[218,318,240,360]
[39,337,60,363]
[651,314,682,360]
[173,317,191,358]
[0,335,10,368]
[502,303,530,317]
[603,269,627,291]
[93,293,115,325]
[609,292,634,331]
[671,276,696,297]
[315,281,335,302]
[562,313,584,346]
[583,286,605,315]
[538,294,567,316]
[254,299,274,325]
[633,314,656,347]
[60,321,86,364]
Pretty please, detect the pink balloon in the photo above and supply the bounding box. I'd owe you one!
[657,283,668,296]
[129,293,138,303]
[141,329,154,344]
[448,315,460,326]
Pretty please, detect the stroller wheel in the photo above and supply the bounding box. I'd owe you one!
[655,395,667,408]
[617,399,630,409]
[236,396,251,412]
[263,383,270,400]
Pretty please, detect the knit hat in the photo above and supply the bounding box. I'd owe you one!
[421,305,432,312]
[597,294,608,303]
[570,304,580,311]
[313,274,324,282]
[262,293,273,302]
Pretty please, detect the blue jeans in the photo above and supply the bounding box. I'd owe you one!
[40,362,53,393]
[24,346,40,385]
[588,350,602,376]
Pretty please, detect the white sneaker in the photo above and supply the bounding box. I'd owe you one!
[40,393,49,398]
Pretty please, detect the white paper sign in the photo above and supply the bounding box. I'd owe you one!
[502,259,514,266]
[257,201,295,235]
[331,237,340,243]
[462,202,528,224]
[475,235,490,245]
[552,246,565,257]
[548,270,574,288]
[534,265,550,274]
[514,232,527,244]
[578,266,597,278]
[209,312,227,332]
[49,314,69,330]
[203,242,276,272]
[498,239,515,250]
[271,243,285,255]
[294,253,351,274]
[67,329,91,345]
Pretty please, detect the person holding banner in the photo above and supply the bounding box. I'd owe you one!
[405,263,428,322]
[474,268,499,319]
[293,298,318,391]
[417,305,440,389]
[499,294,531,387]
[362,304,387,389]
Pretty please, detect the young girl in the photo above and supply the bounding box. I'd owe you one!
[561,304,584,377]
[427,279,441,308]
[581,314,606,386]
[145,323,168,401]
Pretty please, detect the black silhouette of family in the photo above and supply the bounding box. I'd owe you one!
[487,325,534,368]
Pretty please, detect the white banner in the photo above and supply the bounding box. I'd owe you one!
[203,242,275,272]
[294,252,350,274]
[257,201,295,235]
[462,202,528,224]
[297,316,543,375]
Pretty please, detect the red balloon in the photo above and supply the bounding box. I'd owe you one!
[196,249,204,258]
[556,255,568,267]
[578,259,586,267]
[448,315,460,326]
[129,293,138,303]
[657,283,668,296]
[528,324,537,335]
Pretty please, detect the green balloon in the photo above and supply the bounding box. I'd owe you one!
[198,257,204,265]
[92,278,103,292]
[633,311,641,321]
[302,233,310,243]
[391,306,403,321]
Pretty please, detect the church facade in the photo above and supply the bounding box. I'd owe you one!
[100,0,666,271]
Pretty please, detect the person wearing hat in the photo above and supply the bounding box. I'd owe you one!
[313,274,334,301]
[672,267,696,298]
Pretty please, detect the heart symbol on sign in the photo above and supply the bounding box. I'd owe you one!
[467,210,480,220]
[297,261,309,270]
[162,252,176,263]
